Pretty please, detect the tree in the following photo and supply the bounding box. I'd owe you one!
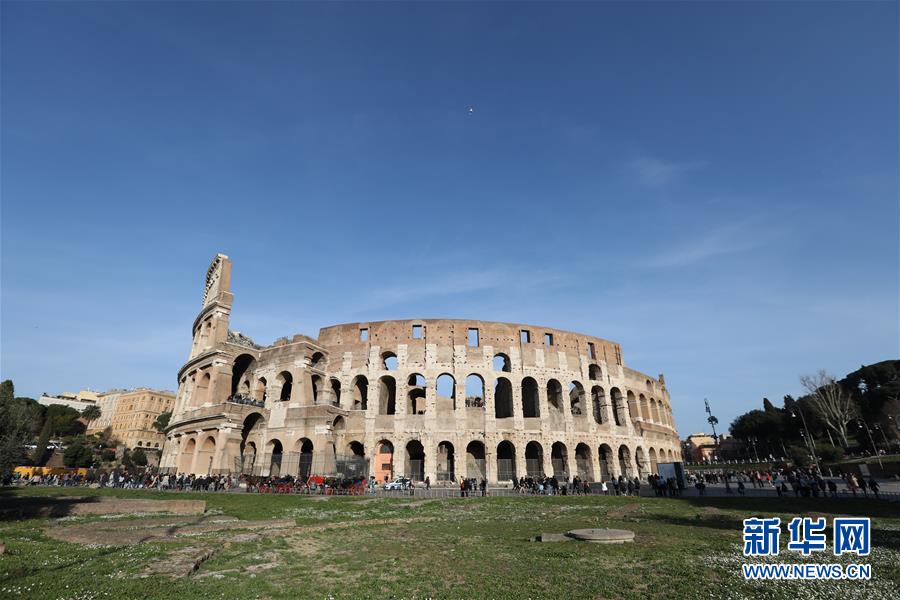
[81,405,101,423]
[153,411,172,432]
[63,439,94,468]
[800,370,857,449]
[32,419,52,466]
[131,448,148,467]
[0,382,34,478]
[0,379,14,403]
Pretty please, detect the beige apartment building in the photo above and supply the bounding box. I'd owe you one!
[87,388,175,450]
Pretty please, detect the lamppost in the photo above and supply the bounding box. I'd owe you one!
[872,423,891,454]
[748,436,760,463]
[705,399,719,446]
[855,419,883,469]
[790,406,820,472]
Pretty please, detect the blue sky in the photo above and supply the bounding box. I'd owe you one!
[2,1,897,435]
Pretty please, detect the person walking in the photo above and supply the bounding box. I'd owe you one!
[869,477,880,499]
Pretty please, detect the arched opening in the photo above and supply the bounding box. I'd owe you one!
[330,378,341,406]
[610,388,624,426]
[179,438,196,473]
[618,445,632,477]
[277,371,293,402]
[521,377,540,418]
[375,440,394,483]
[254,377,267,402]
[407,374,427,415]
[437,441,455,481]
[492,353,511,372]
[310,352,326,370]
[348,441,365,457]
[194,372,210,406]
[465,374,484,408]
[598,444,613,480]
[311,374,323,405]
[381,351,398,371]
[436,374,456,410]
[466,441,486,479]
[230,354,256,397]
[649,448,658,475]
[405,440,425,481]
[546,379,563,411]
[635,447,648,478]
[496,440,516,483]
[588,364,602,381]
[591,386,606,424]
[652,399,661,424]
[239,412,265,474]
[551,442,568,480]
[494,377,513,419]
[268,439,284,477]
[332,416,346,431]
[569,381,585,416]
[378,376,396,415]
[297,438,313,480]
[525,441,544,478]
[640,394,650,420]
[351,375,368,410]
[575,443,594,481]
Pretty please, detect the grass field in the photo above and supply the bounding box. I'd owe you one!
[1,487,898,599]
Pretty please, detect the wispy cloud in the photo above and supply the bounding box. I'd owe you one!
[357,266,566,310]
[628,157,708,187]
[638,220,770,268]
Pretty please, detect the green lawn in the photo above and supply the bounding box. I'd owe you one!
[1,487,898,599]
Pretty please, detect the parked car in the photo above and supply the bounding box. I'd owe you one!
[383,477,411,490]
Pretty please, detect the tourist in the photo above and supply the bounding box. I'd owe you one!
[869,478,880,499]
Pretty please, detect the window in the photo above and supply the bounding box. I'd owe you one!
[588,342,595,359]
[520,330,531,343]
[412,324,423,339]
[359,328,369,341]
[467,328,479,347]
[544,333,553,346]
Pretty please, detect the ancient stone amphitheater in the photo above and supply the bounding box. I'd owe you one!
[160,255,682,484]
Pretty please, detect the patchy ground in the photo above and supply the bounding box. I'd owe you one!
[1,487,898,599]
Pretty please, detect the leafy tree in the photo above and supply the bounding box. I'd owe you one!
[100,448,116,462]
[62,439,94,468]
[814,442,844,463]
[32,419,52,466]
[153,411,172,432]
[131,448,148,467]
[80,405,101,422]
[0,382,35,477]
[121,449,135,471]
[47,405,86,437]
[0,379,14,403]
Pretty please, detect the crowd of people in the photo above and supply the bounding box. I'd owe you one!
[686,467,886,499]
[8,465,891,500]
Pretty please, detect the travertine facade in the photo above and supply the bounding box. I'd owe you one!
[87,388,175,450]
[160,255,682,483]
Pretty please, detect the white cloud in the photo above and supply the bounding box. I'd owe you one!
[628,157,708,187]
[638,220,768,268]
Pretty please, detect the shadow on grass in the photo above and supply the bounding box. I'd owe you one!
[0,487,100,521]
[677,495,900,519]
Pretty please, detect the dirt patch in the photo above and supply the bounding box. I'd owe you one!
[45,515,295,546]
[0,496,205,520]
[608,503,641,518]
[142,546,217,578]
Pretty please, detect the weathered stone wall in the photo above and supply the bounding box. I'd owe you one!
[160,256,682,484]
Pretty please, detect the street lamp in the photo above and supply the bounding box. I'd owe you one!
[748,436,760,463]
[855,419,883,469]
[790,407,820,472]
[872,423,891,454]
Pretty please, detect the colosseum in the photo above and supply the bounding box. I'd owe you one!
[160,254,682,485]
